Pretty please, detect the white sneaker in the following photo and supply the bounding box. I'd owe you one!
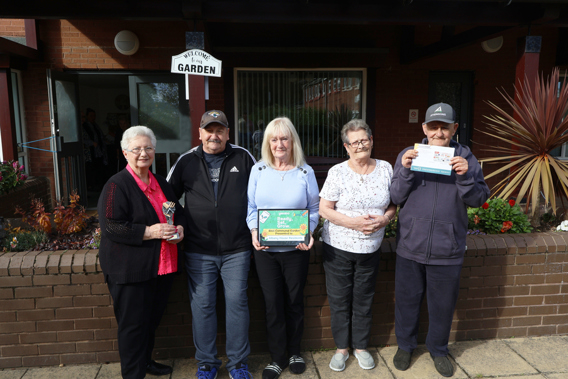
[329,352,349,372]
[354,350,375,370]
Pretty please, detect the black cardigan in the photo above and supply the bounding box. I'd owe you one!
[97,169,186,284]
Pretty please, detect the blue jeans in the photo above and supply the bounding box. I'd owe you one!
[185,251,251,372]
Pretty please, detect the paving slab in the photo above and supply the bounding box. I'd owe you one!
[450,339,538,377]
[504,336,568,374]
[0,369,27,379]
[546,373,568,379]
[21,365,101,379]
[379,345,467,379]
[94,363,120,379]
[312,348,393,379]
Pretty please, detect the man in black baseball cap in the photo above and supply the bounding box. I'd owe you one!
[167,109,256,379]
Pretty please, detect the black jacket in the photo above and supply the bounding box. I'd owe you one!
[167,143,255,255]
[98,169,186,284]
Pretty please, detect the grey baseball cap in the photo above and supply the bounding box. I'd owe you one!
[424,103,456,124]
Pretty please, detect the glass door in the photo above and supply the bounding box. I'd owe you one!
[47,70,87,205]
[129,75,191,177]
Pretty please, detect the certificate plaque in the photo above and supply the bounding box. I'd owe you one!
[258,209,310,247]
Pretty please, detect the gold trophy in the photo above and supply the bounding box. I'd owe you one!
[162,201,180,240]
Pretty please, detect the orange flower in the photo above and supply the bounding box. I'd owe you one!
[501,221,513,233]
[474,215,480,225]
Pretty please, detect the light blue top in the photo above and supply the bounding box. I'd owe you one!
[247,161,320,252]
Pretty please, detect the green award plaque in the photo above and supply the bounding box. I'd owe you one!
[258,209,310,247]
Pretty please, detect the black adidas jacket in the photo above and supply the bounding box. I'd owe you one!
[167,143,255,256]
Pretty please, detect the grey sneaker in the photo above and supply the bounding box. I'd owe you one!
[329,352,349,372]
[354,350,375,370]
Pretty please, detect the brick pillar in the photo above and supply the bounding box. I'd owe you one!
[515,36,541,108]
[188,75,205,148]
[0,69,18,161]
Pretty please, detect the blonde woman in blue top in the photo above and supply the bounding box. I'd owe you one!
[247,117,319,379]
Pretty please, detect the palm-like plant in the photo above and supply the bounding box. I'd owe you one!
[479,68,568,215]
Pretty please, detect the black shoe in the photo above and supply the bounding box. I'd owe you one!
[289,355,306,374]
[262,362,286,379]
[393,348,412,371]
[146,360,173,376]
[430,354,454,377]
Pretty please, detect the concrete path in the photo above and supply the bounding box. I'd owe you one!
[1,335,567,378]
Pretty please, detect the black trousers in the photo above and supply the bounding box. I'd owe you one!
[107,273,175,379]
[322,243,381,350]
[394,255,462,357]
[254,249,310,367]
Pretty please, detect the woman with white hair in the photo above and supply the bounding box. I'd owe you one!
[247,117,319,379]
[98,126,185,379]
[319,119,396,372]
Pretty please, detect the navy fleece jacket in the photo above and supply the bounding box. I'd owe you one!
[390,139,490,265]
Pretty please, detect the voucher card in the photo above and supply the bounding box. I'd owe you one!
[410,143,455,176]
[258,209,310,247]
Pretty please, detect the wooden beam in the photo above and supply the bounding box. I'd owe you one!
[24,19,38,50]
[0,37,39,60]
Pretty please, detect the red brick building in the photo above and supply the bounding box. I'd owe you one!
[0,1,566,207]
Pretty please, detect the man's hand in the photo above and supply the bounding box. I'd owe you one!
[401,149,418,169]
[450,156,468,175]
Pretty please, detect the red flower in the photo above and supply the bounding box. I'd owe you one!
[482,202,489,209]
[474,215,480,225]
[508,199,516,207]
[501,221,513,233]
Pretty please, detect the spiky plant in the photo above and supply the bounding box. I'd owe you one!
[479,68,568,215]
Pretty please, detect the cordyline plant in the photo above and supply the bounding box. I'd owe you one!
[478,68,568,216]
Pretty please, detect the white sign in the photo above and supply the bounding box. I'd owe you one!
[409,109,419,123]
[171,49,222,77]
[410,143,455,176]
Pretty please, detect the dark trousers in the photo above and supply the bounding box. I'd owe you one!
[394,255,462,357]
[107,273,175,379]
[322,243,380,350]
[254,249,310,367]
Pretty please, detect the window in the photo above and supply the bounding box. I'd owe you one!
[11,70,28,172]
[235,69,365,159]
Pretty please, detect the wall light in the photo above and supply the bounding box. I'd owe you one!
[114,30,139,56]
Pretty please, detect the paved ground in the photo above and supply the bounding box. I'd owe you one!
[1,335,567,378]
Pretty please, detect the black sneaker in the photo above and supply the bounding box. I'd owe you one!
[430,354,454,377]
[393,348,412,371]
[289,355,306,374]
[262,362,285,379]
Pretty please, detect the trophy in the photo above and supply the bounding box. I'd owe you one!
[162,201,180,240]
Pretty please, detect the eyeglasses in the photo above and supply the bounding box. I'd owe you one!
[125,147,155,155]
[347,139,370,148]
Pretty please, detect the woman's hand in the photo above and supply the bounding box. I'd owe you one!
[351,214,377,234]
[296,233,314,251]
[144,223,178,241]
[251,229,270,251]
[361,214,391,235]
[167,225,184,244]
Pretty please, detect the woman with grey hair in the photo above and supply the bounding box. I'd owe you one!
[319,119,396,372]
[98,126,185,379]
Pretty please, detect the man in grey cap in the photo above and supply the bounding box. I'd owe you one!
[167,110,256,379]
[390,103,489,377]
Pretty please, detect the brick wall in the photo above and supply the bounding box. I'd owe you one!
[1,233,568,369]
[0,176,52,218]
[0,19,25,38]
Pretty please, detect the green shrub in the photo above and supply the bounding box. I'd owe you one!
[468,198,532,234]
[2,229,48,252]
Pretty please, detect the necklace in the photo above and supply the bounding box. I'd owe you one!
[276,164,293,181]
[349,160,371,182]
